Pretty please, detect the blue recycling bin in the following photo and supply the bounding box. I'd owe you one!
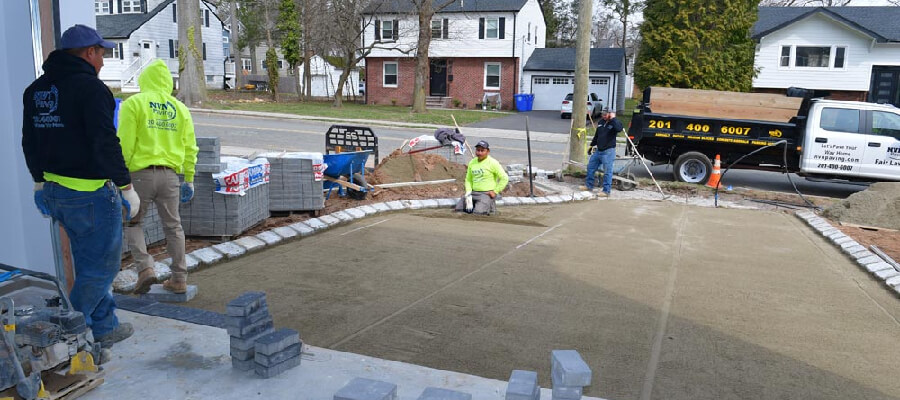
[515,93,534,112]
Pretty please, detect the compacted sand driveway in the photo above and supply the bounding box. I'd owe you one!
[187,200,900,399]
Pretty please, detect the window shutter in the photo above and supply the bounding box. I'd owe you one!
[499,17,505,39]
[479,18,484,39]
[140,0,146,13]
[169,39,174,58]
[118,43,124,59]
[108,1,113,14]
[392,20,398,40]
[117,0,122,14]
[442,19,448,39]
[172,4,176,22]
[205,10,210,27]
[202,43,207,60]
[375,20,380,40]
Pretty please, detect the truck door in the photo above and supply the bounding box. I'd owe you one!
[802,107,866,177]
[861,110,900,179]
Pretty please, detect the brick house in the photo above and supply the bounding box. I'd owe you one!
[361,0,546,110]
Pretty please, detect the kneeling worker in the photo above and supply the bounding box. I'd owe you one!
[455,141,509,215]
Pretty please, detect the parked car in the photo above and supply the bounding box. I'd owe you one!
[359,80,365,96]
[561,92,603,120]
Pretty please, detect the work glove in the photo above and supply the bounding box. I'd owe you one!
[588,146,597,156]
[464,192,474,213]
[33,183,50,217]
[180,182,194,203]
[120,187,141,221]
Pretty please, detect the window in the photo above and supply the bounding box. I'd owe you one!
[431,19,448,39]
[591,78,609,85]
[834,47,846,69]
[552,77,570,85]
[206,75,215,83]
[168,39,179,58]
[796,46,830,68]
[534,77,550,84]
[780,46,790,67]
[202,43,206,60]
[484,62,500,89]
[485,18,499,39]
[383,62,398,87]
[527,23,531,42]
[872,111,900,139]
[242,58,251,71]
[103,44,119,59]
[262,59,285,70]
[172,4,176,22]
[121,0,140,13]
[204,9,210,27]
[95,1,110,13]
[378,20,396,41]
[819,107,860,133]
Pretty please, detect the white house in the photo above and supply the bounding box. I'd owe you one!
[521,48,626,112]
[95,0,227,91]
[753,6,900,106]
[235,45,361,98]
[362,0,546,110]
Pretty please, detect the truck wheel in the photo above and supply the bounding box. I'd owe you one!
[674,152,712,184]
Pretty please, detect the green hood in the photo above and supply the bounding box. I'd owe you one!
[138,59,173,93]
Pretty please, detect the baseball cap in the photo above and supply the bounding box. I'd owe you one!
[600,107,611,115]
[60,24,115,50]
[475,140,490,149]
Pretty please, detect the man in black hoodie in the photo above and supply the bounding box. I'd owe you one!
[22,25,140,350]
[582,108,623,196]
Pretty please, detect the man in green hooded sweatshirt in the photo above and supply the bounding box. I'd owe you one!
[117,59,198,294]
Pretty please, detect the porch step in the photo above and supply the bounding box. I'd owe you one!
[426,96,451,108]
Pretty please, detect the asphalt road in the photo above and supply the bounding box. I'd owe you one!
[192,111,866,199]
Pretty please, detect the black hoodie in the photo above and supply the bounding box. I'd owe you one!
[22,50,131,188]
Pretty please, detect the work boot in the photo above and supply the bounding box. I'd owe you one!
[579,185,598,193]
[96,322,133,349]
[98,348,112,365]
[163,279,187,294]
[133,268,156,295]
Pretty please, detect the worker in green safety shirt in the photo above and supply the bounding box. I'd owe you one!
[117,59,198,295]
[455,140,509,215]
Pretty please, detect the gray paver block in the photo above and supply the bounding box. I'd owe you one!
[866,261,894,273]
[254,328,301,355]
[213,241,247,259]
[229,326,276,351]
[894,284,900,296]
[232,357,255,371]
[230,345,255,361]
[535,197,551,204]
[334,377,398,400]
[572,192,586,201]
[304,218,328,230]
[345,208,366,219]
[416,387,472,400]
[385,201,405,210]
[826,231,847,240]
[226,305,270,330]
[506,370,539,400]
[885,275,900,286]
[256,231,283,245]
[150,261,172,281]
[551,385,582,400]
[504,197,522,206]
[547,195,565,203]
[495,198,507,206]
[288,222,315,236]
[272,226,299,239]
[873,267,900,279]
[832,236,854,245]
[184,253,200,271]
[519,197,537,205]
[139,284,197,303]
[852,250,876,260]
[226,291,267,317]
[857,255,883,266]
[820,228,839,236]
[359,205,378,215]
[191,247,225,265]
[255,342,302,367]
[420,199,439,208]
[113,269,138,292]
[579,190,595,199]
[255,354,300,379]
[795,210,815,219]
[404,200,424,209]
[320,214,341,225]
[551,350,591,387]
[333,210,355,221]
[372,202,392,212]
[436,198,457,207]
[841,243,864,253]
[235,236,267,252]
[227,314,274,337]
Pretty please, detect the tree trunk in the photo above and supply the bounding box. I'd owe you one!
[304,50,312,99]
[230,1,242,89]
[176,0,207,106]
[250,44,259,75]
[567,0,593,165]
[411,5,433,113]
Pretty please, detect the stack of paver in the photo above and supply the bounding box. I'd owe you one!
[506,370,540,400]
[180,138,270,237]
[263,152,324,212]
[121,202,165,257]
[550,350,591,400]
[226,292,303,378]
[334,377,398,400]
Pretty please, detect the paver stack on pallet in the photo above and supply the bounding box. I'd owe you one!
[550,350,591,400]
[226,292,303,378]
[179,137,270,237]
[262,152,325,212]
[121,202,165,257]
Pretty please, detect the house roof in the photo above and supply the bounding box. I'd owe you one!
[363,0,528,14]
[97,0,174,39]
[753,7,900,42]
[523,48,625,72]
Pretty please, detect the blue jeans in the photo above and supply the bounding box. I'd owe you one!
[585,147,616,193]
[43,182,123,337]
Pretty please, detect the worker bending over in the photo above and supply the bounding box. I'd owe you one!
[455,141,509,215]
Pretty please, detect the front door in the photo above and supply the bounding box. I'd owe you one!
[429,59,447,96]
[869,66,900,107]
[140,40,155,61]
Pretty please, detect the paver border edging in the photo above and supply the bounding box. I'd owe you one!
[113,192,598,293]
[794,210,900,297]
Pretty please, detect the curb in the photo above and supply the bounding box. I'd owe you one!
[794,210,900,297]
[113,192,598,293]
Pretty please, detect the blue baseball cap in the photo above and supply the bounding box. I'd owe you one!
[59,24,115,50]
[475,140,490,149]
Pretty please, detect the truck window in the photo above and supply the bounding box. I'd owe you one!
[819,107,860,133]
[872,111,900,139]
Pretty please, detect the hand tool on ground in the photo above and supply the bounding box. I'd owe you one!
[450,115,476,159]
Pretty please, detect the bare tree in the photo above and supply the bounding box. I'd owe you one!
[322,0,390,107]
[759,0,853,5]
[177,0,208,106]
[602,0,643,73]
[409,0,457,113]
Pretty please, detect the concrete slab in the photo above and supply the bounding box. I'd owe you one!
[257,231,284,245]
[140,284,198,302]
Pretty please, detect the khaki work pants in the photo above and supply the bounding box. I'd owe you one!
[125,167,187,283]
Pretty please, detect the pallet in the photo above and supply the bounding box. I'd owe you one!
[0,369,104,400]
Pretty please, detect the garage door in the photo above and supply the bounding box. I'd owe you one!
[530,76,612,110]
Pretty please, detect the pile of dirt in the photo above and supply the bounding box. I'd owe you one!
[823,182,900,230]
[370,150,468,184]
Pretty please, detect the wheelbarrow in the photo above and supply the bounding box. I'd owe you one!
[322,151,373,200]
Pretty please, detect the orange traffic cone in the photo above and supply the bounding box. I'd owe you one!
[706,155,723,189]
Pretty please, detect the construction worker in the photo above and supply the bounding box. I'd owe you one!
[582,108,623,196]
[22,25,139,349]
[118,59,198,295]
[455,140,509,215]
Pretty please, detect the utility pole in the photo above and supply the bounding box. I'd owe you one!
[231,1,241,89]
[568,0,593,166]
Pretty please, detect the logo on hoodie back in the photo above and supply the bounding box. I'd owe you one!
[148,100,177,131]
[32,85,64,128]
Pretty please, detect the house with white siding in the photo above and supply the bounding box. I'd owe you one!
[521,48,626,113]
[94,0,227,92]
[361,0,546,110]
[753,6,900,107]
[234,46,361,98]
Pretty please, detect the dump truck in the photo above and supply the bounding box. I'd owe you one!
[627,87,900,184]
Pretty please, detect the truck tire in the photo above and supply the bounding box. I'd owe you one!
[674,152,712,184]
